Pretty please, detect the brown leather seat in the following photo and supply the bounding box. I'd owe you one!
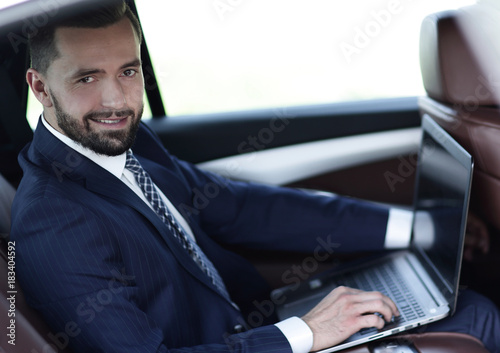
[342,332,490,353]
[0,174,70,352]
[418,5,500,230]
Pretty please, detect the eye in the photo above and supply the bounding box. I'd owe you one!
[79,76,95,84]
[122,69,137,77]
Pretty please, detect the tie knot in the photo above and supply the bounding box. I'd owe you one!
[125,151,143,175]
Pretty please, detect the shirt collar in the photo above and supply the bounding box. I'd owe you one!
[41,114,126,179]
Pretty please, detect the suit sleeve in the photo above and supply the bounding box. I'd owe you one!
[12,196,292,353]
[134,121,391,253]
[170,156,391,254]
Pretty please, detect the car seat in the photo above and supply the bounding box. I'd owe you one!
[0,173,71,352]
[418,5,500,231]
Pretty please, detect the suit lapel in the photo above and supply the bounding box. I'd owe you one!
[31,120,227,303]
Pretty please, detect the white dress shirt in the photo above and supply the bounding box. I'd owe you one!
[41,116,412,353]
[41,116,196,241]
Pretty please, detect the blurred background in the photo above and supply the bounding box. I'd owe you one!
[1,0,476,126]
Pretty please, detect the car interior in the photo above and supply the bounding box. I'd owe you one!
[0,0,498,352]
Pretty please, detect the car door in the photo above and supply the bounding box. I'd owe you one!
[147,97,421,207]
[132,0,476,207]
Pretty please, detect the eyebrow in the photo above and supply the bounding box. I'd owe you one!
[121,59,142,70]
[69,59,142,80]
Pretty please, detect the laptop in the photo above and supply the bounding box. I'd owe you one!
[271,115,474,352]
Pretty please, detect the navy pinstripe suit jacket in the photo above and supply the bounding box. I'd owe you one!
[11,120,390,352]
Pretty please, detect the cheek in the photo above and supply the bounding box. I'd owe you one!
[62,90,100,117]
[57,89,100,121]
[125,78,145,108]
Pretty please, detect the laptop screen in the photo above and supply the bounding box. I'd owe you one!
[411,115,473,314]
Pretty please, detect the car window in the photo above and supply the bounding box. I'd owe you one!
[0,0,28,10]
[26,0,475,127]
[135,0,475,116]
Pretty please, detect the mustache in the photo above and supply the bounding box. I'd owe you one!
[84,109,135,121]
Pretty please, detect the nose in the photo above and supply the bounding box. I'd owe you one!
[101,78,127,110]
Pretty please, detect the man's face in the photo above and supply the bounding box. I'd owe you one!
[38,17,144,156]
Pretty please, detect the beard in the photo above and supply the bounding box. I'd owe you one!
[50,91,144,156]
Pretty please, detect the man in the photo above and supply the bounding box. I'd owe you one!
[10,2,499,352]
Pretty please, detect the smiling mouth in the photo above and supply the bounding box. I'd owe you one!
[88,115,131,126]
[93,118,126,124]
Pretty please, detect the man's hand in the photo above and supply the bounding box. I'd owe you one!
[301,286,399,352]
[464,211,490,261]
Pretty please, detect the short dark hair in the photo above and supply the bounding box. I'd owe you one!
[29,1,143,75]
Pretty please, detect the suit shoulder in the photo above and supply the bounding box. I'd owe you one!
[12,157,89,230]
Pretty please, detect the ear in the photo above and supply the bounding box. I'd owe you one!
[26,68,53,108]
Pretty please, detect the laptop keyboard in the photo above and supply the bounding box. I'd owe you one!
[335,261,425,335]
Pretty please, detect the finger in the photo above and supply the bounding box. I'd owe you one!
[353,290,400,316]
[464,235,478,246]
[464,246,474,262]
[464,232,490,256]
[466,213,490,253]
[358,312,386,330]
[332,286,387,298]
[333,286,363,294]
[338,288,400,316]
[356,298,398,323]
[326,287,400,320]
[479,228,490,253]
[323,286,367,303]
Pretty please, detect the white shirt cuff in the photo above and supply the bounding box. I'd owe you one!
[384,208,413,249]
[413,210,435,249]
[274,316,313,353]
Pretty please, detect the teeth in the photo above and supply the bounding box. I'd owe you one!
[96,119,121,124]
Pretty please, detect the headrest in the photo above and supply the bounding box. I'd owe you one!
[419,8,499,106]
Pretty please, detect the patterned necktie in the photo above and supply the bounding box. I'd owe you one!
[125,151,232,303]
